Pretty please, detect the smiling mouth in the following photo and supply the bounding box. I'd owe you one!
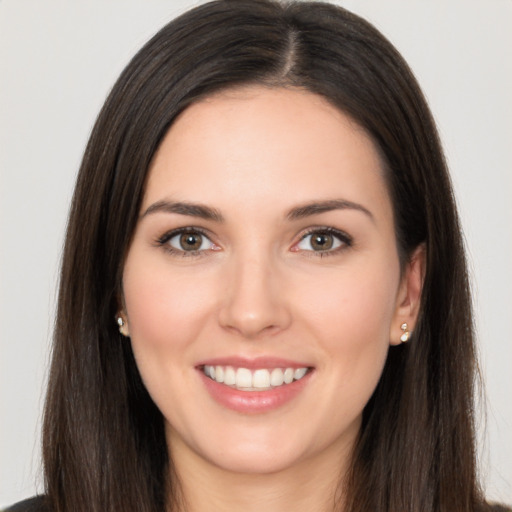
[201,365,311,391]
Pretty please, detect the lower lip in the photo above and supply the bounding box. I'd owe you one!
[199,370,313,414]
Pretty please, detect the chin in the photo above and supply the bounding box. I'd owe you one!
[206,444,307,475]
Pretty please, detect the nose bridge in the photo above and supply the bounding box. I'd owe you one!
[218,244,291,338]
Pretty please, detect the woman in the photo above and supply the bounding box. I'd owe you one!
[4,1,509,511]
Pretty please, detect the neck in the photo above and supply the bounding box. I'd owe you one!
[167,434,353,512]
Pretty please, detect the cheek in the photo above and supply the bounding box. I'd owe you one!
[302,258,399,340]
[298,258,399,394]
[122,257,217,362]
[307,279,395,441]
[121,256,223,424]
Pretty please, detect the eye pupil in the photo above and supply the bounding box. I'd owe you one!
[311,233,333,251]
[180,232,202,250]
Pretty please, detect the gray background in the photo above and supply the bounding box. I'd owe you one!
[1,0,511,507]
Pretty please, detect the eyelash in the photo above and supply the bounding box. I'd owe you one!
[296,227,353,258]
[156,227,215,258]
[155,226,353,258]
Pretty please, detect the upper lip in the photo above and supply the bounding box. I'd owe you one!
[196,356,312,370]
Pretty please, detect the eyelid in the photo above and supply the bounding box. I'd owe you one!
[154,225,352,258]
[157,226,211,243]
[156,226,218,256]
[293,226,353,254]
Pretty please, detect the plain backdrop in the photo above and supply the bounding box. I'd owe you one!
[1,0,511,507]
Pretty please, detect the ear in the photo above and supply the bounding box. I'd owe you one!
[389,244,426,346]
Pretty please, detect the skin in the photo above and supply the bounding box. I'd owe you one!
[121,86,424,512]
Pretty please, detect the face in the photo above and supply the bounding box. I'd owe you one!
[122,86,420,477]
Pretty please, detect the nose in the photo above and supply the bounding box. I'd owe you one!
[218,252,292,339]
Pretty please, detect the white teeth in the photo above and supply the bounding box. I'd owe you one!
[253,369,270,388]
[202,365,309,390]
[224,366,236,385]
[294,367,307,380]
[270,368,284,386]
[215,365,224,383]
[236,368,253,388]
[283,368,294,384]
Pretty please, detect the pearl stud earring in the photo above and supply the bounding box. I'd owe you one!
[116,315,128,336]
[400,322,410,343]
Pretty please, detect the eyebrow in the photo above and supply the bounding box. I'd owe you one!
[286,199,374,222]
[141,200,225,222]
[141,198,373,223]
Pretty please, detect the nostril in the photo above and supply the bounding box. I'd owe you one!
[217,264,293,337]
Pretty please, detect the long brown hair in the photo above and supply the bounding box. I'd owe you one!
[43,1,489,511]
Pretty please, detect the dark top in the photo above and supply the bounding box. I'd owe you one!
[4,495,511,512]
[3,497,49,512]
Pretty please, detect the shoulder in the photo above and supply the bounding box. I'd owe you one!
[3,496,50,512]
[3,496,509,512]
[489,505,512,512]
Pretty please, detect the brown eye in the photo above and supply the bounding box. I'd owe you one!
[165,230,214,252]
[310,233,334,251]
[179,232,203,251]
[296,229,348,253]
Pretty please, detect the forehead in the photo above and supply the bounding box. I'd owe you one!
[143,86,390,220]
